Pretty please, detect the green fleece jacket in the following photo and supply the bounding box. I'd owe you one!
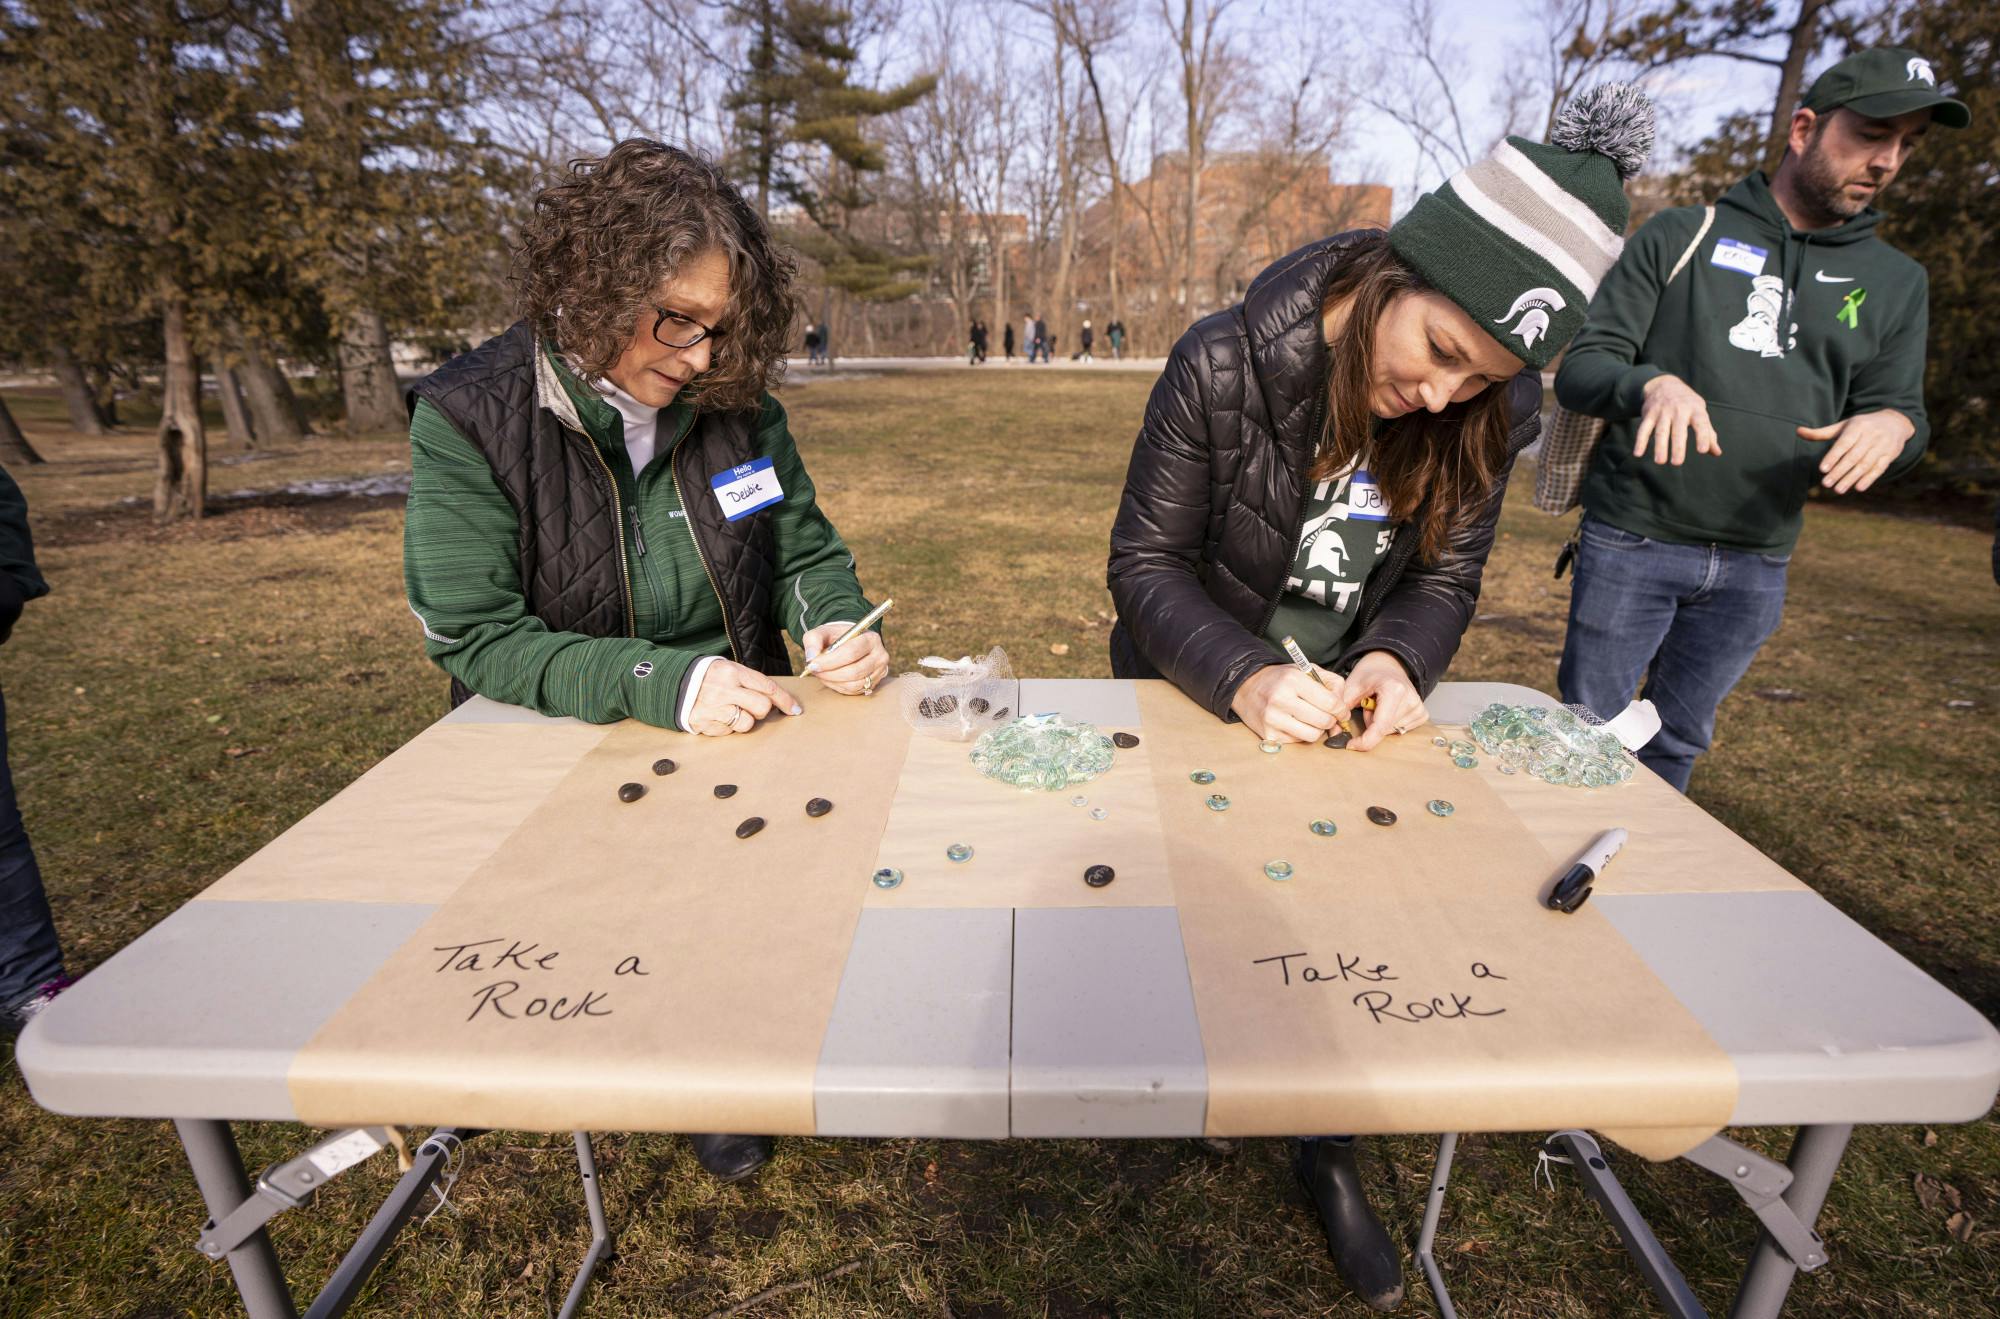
[404,351,873,729]
[1556,172,1930,554]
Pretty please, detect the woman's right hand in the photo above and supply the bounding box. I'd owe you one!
[1229,664,1339,743]
[689,660,803,736]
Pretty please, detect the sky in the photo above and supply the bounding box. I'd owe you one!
[1285,0,1813,216]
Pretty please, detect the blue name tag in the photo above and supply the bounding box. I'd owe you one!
[1344,469,1391,522]
[709,456,784,521]
[1710,238,1768,278]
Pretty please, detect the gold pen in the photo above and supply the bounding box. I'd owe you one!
[804,598,893,673]
[1279,635,1372,738]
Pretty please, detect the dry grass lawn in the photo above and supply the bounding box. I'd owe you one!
[0,370,1996,1317]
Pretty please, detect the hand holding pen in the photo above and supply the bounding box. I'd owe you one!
[801,598,892,697]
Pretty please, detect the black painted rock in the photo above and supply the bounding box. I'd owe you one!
[617,782,645,803]
[735,817,765,839]
[969,697,991,714]
[1083,865,1116,888]
[652,758,677,776]
[918,695,960,719]
[1366,805,1397,826]
[714,784,738,799]
[805,797,833,818]
[1111,732,1140,749]
[1325,730,1352,749]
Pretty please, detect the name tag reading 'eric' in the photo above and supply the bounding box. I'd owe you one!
[710,456,785,521]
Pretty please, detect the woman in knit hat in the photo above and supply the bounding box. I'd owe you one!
[1104,86,1654,1310]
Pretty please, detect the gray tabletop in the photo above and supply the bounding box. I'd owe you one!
[21,681,2000,1138]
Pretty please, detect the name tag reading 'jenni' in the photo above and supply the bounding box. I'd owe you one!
[710,456,785,521]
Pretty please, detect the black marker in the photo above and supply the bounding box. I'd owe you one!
[1545,828,1627,913]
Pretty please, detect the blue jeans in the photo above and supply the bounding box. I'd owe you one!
[0,686,62,1010]
[1557,517,1790,793]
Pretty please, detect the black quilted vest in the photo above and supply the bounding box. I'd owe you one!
[408,323,791,706]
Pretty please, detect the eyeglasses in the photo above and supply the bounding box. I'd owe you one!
[651,305,722,350]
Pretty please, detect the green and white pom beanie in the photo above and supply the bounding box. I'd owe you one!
[1388,84,1656,370]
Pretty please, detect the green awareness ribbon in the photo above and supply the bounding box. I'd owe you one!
[1837,287,1866,329]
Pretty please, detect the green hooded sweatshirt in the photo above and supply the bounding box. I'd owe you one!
[1555,172,1930,555]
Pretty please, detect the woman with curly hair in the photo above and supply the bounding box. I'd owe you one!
[403,141,888,1182]
[1106,89,1653,1310]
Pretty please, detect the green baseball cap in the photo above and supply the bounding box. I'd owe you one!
[1802,46,1970,129]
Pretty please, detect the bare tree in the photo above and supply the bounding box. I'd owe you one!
[1161,0,1236,311]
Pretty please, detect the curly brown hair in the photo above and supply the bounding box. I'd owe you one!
[514,140,798,413]
[1313,231,1518,564]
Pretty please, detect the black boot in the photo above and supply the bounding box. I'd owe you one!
[1295,1138,1404,1312]
[690,1133,773,1184]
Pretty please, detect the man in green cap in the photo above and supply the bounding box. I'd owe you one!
[1553,47,1968,792]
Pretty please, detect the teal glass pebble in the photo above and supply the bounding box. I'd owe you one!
[1449,739,1477,758]
[871,867,903,890]
[1189,770,1216,784]
[1498,763,1517,775]
[1089,807,1108,820]
[1432,736,1449,747]
[1070,795,1088,807]
[1206,794,1231,812]
[1259,740,1282,754]
[1427,799,1455,817]
[1453,754,1478,769]
[1264,860,1295,882]
[946,843,973,863]
[1310,818,1338,837]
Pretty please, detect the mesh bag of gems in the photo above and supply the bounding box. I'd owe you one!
[969,714,1115,791]
[1467,702,1636,788]
[899,648,1019,741]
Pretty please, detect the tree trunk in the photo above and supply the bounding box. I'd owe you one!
[1050,37,1077,346]
[1765,0,1828,170]
[337,306,406,434]
[0,397,46,466]
[232,325,307,445]
[153,277,206,519]
[50,344,111,435]
[213,355,257,449]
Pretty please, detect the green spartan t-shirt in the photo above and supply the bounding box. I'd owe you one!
[1262,462,1396,664]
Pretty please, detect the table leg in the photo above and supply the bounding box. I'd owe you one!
[557,1132,615,1319]
[1727,1124,1852,1319]
[175,1118,300,1319]
[1414,1132,1461,1319]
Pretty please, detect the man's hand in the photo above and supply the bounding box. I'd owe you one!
[801,621,890,696]
[689,660,802,736]
[1229,664,1338,743]
[1797,409,1914,494]
[1330,650,1428,752]
[1633,374,1721,466]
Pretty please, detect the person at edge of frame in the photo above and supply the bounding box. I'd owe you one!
[1553,46,1969,793]
[0,459,68,1036]
[401,139,891,1188]
[1003,318,1016,361]
[1105,87,1657,1311]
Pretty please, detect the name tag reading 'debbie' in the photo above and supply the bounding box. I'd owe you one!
[710,456,785,521]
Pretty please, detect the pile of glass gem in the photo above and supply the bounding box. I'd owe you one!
[1467,702,1636,788]
[969,713,1116,791]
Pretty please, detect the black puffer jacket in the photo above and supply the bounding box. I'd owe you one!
[1107,232,1543,720]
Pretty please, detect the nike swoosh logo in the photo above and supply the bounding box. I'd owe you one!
[1815,271,1856,283]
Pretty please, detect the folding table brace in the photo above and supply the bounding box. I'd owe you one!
[1414,1125,1850,1319]
[176,1120,613,1319]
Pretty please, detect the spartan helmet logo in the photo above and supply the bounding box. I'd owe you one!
[1494,287,1567,350]
[1907,56,1936,86]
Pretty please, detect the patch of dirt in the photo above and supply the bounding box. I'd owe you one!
[42,489,407,548]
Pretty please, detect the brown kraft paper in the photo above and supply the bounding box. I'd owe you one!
[288,679,913,1135]
[868,729,1172,908]
[199,721,612,906]
[1135,682,1738,1160]
[1472,749,1805,897]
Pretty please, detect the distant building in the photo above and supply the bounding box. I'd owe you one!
[1083,151,1392,320]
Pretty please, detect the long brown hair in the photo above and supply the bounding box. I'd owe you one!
[513,140,798,413]
[1313,231,1516,563]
